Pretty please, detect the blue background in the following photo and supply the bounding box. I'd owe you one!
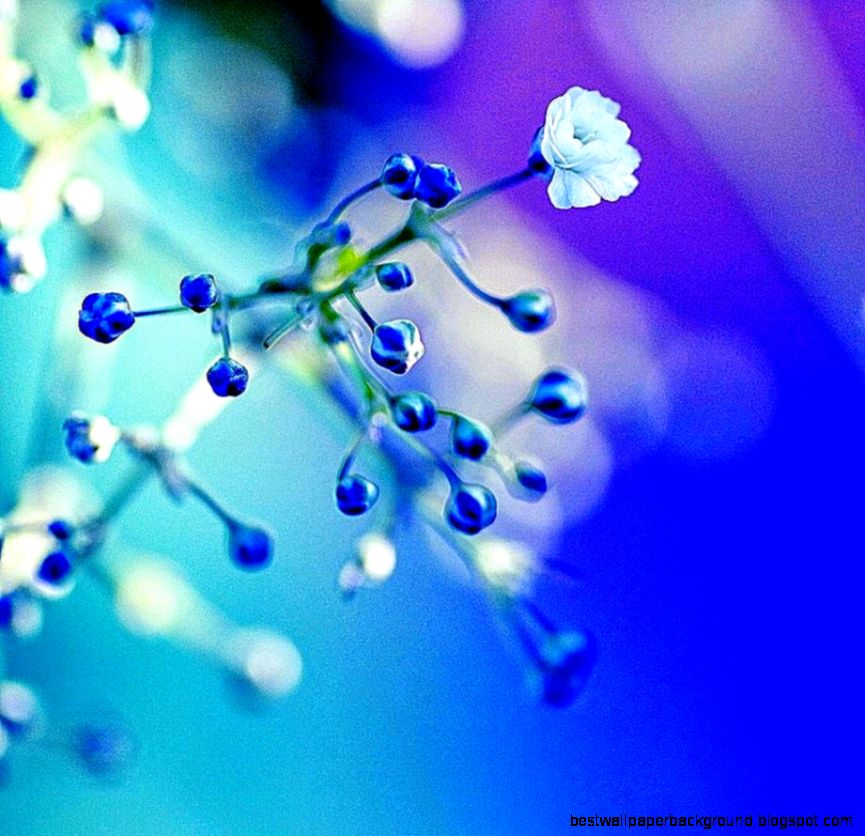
[1,0,863,832]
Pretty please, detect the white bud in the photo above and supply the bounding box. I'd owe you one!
[62,178,104,225]
[357,532,396,582]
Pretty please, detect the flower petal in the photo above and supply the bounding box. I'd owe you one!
[548,169,600,209]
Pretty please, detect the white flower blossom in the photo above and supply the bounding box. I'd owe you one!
[540,86,640,209]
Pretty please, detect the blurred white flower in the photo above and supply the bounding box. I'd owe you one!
[540,86,640,209]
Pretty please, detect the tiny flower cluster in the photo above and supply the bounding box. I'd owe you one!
[0,0,152,292]
[68,85,638,706]
[0,463,301,719]
[62,413,273,570]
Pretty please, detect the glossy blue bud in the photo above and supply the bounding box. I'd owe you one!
[529,369,587,424]
[63,415,116,464]
[48,520,74,541]
[415,163,462,209]
[229,524,272,570]
[179,273,218,313]
[380,153,420,200]
[0,240,21,291]
[514,461,547,499]
[500,289,555,333]
[371,319,424,375]
[206,357,249,397]
[64,416,96,463]
[18,75,38,101]
[451,416,492,460]
[78,14,97,46]
[538,629,596,708]
[445,483,497,535]
[97,0,154,36]
[528,127,552,180]
[391,392,437,432]
[375,262,414,293]
[0,596,12,629]
[37,551,73,586]
[332,222,351,246]
[78,292,135,343]
[336,475,379,517]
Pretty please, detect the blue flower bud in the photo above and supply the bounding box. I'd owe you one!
[229,524,272,570]
[371,319,424,375]
[179,273,218,313]
[37,551,73,586]
[528,127,552,180]
[391,392,437,432]
[451,416,492,460]
[206,357,249,397]
[336,475,379,516]
[415,163,462,209]
[18,75,38,101]
[97,0,154,36]
[73,720,135,776]
[375,262,414,293]
[500,289,555,333]
[538,629,596,708]
[63,414,118,464]
[0,240,20,292]
[445,483,497,535]
[334,222,351,245]
[0,596,13,629]
[78,14,97,46]
[514,461,547,499]
[78,292,135,343]
[64,416,96,463]
[529,369,587,424]
[380,153,420,200]
[48,520,74,541]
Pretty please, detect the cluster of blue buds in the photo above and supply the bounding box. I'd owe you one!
[2,2,648,780]
[1,458,300,772]
[65,112,610,706]
[380,155,463,208]
[77,273,254,398]
[51,71,644,715]
[61,413,272,570]
[0,0,153,294]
